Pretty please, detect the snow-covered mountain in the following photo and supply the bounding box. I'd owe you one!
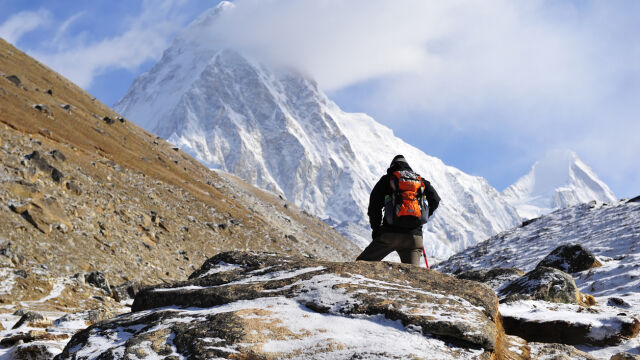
[503,149,616,220]
[115,2,521,261]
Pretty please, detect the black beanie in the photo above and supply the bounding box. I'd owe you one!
[391,155,407,166]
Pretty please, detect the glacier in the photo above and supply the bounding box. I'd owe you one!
[115,3,528,261]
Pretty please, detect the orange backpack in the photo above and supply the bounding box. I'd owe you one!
[383,170,429,228]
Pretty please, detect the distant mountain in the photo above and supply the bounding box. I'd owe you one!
[503,150,616,220]
[115,2,521,261]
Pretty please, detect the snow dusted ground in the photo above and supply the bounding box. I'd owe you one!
[437,200,640,358]
[69,297,485,360]
[0,267,129,359]
[58,252,501,359]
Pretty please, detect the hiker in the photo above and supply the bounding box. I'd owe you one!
[356,155,440,266]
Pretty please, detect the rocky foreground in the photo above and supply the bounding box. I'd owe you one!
[57,251,515,359]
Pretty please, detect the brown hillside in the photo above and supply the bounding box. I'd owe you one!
[0,38,359,286]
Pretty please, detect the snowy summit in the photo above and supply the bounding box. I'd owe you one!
[503,149,616,220]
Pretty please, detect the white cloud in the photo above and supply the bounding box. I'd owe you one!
[29,0,192,88]
[201,0,640,196]
[0,9,51,44]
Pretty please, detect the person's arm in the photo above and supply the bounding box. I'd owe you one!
[423,180,440,217]
[367,175,388,237]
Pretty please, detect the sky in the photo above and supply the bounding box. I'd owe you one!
[1,0,638,198]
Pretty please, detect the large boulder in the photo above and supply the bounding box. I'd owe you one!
[500,266,581,304]
[57,251,513,360]
[537,244,601,273]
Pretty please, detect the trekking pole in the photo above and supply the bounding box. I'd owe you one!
[422,246,429,269]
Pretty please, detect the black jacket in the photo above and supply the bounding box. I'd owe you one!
[368,162,440,236]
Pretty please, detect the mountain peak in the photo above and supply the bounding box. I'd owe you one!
[115,14,521,261]
[503,149,616,219]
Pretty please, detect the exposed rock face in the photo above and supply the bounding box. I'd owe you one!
[537,244,601,273]
[455,268,524,292]
[58,251,509,359]
[500,266,580,304]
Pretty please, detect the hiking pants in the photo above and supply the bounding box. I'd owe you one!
[356,232,423,266]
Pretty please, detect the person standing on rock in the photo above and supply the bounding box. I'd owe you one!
[357,155,440,266]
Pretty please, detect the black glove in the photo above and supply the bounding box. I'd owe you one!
[371,228,382,240]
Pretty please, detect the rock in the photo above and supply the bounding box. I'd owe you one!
[12,343,59,360]
[53,307,117,328]
[611,352,640,360]
[12,311,49,329]
[20,167,39,182]
[528,342,598,360]
[10,197,73,235]
[7,74,21,86]
[51,167,64,183]
[59,251,505,359]
[456,267,524,292]
[25,151,52,172]
[64,180,82,195]
[0,330,68,346]
[111,281,142,302]
[84,271,111,293]
[25,150,64,182]
[607,297,631,309]
[502,302,640,347]
[500,266,581,304]
[7,181,42,200]
[627,195,640,203]
[50,149,66,161]
[537,244,601,273]
[32,104,53,116]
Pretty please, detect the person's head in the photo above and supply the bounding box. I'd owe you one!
[390,155,408,167]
